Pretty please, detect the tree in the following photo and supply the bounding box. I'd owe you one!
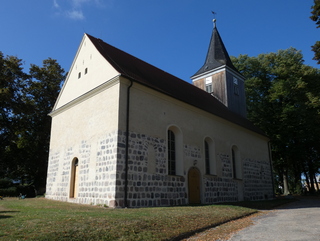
[0,52,29,180]
[310,0,320,64]
[232,48,320,194]
[23,58,65,189]
[0,54,65,191]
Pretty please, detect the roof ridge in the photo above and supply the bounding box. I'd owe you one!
[86,33,200,89]
[85,33,266,137]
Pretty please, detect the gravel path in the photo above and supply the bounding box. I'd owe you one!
[228,197,320,241]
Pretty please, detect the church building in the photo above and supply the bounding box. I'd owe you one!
[45,22,274,208]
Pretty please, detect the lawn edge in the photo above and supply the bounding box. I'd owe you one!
[168,210,258,241]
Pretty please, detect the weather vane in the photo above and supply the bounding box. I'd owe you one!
[211,11,217,28]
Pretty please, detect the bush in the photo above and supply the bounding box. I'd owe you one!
[17,185,36,198]
[0,187,17,197]
[0,178,13,189]
[0,184,36,197]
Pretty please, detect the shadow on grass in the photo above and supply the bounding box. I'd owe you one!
[226,196,320,211]
[0,211,19,219]
[168,212,257,241]
[217,198,298,211]
[169,198,297,240]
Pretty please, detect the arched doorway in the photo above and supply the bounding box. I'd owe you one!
[188,167,201,204]
[70,157,79,198]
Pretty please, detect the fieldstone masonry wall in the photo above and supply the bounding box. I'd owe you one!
[46,151,60,196]
[46,131,120,207]
[115,131,273,207]
[203,154,238,203]
[243,158,273,200]
[116,131,187,207]
[46,129,273,208]
[203,154,273,203]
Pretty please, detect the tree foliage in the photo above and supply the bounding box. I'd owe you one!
[0,53,65,190]
[232,48,320,194]
[311,0,320,27]
[310,0,320,64]
[0,53,29,181]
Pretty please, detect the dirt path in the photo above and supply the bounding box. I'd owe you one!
[228,197,320,241]
[183,212,263,241]
[184,197,320,241]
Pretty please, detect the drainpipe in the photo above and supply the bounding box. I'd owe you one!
[124,79,133,208]
[268,141,275,198]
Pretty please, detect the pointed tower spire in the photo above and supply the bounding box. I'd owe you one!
[191,20,238,78]
[191,19,247,118]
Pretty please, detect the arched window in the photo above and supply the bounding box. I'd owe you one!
[231,146,242,179]
[167,126,183,175]
[204,140,210,174]
[168,130,176,175]
[232,148,237,178]
[70,157,79,198]
[204,137,216,175]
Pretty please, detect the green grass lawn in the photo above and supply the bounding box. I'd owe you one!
[0,197,292,241]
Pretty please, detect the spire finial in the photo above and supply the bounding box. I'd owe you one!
[211,11,217,28]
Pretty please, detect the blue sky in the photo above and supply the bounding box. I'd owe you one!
[0,0,319,83]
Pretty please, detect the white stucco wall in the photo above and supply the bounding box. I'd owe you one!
[49,81,120,150]
[54,34,120,109]
[127,82,269,171]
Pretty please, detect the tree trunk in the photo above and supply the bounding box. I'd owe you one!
[313,174,319,192]
[309,175,315,194]
[304,171,311,193]
[293,168,302,194]
[283,172,290,195]
[309,163,316,194]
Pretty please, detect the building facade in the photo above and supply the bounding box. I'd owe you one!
[45,24,274,208]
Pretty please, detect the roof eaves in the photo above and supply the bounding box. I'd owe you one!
[87,33,266,137]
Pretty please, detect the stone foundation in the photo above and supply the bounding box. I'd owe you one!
[46,130,274,207]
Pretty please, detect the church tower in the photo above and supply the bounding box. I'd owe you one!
[191,20,247,118]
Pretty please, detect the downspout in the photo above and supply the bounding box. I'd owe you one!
[268,141,275,198]
[124,79,133,208]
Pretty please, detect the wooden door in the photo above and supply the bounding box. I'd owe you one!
[188,167,201,204]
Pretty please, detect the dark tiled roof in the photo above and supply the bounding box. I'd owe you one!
[191,26,239,78]
[86,34,266,137]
